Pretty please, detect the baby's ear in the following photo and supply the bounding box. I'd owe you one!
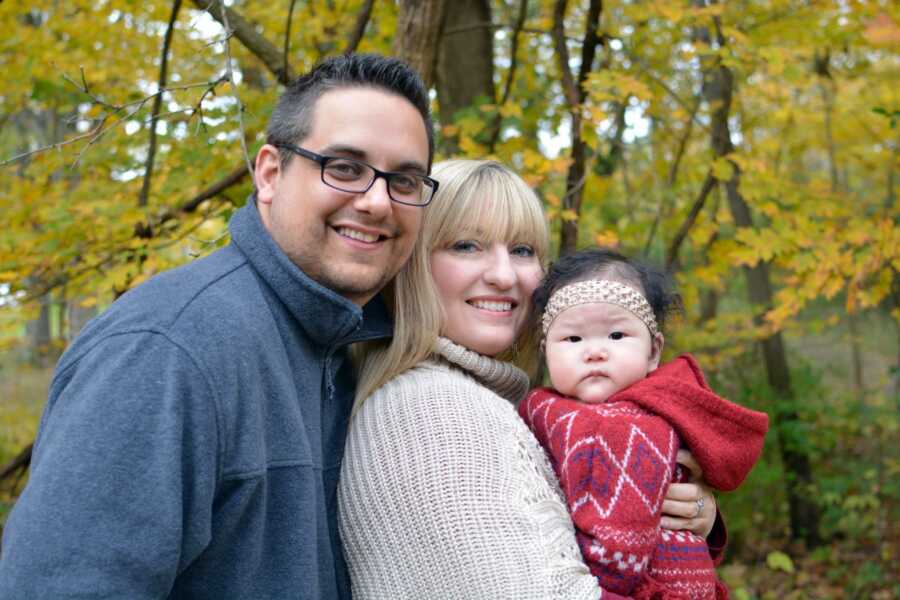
[648,332,664,371]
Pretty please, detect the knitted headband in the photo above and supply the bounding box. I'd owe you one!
[541,279,659,337]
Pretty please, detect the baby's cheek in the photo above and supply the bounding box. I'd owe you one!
[546,350,575,391]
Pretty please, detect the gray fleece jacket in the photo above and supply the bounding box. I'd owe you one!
[0,198,391,599]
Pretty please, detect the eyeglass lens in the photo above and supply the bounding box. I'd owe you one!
[322,158,433,205]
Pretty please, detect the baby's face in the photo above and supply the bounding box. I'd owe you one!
[544,302,662,404]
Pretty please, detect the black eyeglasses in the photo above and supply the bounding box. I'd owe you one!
[275,143,438,207]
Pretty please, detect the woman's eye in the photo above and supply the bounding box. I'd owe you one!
[510,244,535,258]
[609,331,625,340]
[565,335,582,343]
[450,240,479,252]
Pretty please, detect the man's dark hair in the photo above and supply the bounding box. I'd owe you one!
[533,247,682,332]
[266,53,434,171]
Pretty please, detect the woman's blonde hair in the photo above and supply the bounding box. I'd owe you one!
[352,159,550,414]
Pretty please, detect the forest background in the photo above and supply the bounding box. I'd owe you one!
[0,0,897,597]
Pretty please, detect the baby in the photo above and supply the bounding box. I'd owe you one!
[519,248,769,600]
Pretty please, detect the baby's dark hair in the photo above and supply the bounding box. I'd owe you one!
[532,247,682,333]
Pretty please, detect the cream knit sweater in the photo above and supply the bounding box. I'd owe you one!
[338,338,601,600]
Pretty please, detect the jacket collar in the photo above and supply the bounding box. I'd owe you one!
[228,196,392,348]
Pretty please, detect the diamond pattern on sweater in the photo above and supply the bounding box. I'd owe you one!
[561,423,675,521]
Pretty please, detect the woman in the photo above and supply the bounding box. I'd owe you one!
[338,160,720,599]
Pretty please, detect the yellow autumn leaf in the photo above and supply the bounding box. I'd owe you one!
[588,106,607,124]
[594,230,619,247]
[721,26,749,46]
[499,103,523,119]
[656,4,684,23]
[458,135,486,156]
[711,158,734,181]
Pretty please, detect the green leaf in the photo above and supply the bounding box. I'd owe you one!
[766,550,795,573]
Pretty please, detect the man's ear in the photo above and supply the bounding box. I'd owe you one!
[648,332,664,372]
[254,144,282,207]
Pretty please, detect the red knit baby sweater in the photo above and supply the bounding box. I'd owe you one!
[519,354,769,599]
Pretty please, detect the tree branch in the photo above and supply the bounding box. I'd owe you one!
[0,79,226,169]
[218,0,254,177]
[642,97,701,255]
[190,0,295,84]
[552,0,579,108]
[139,0,183,208]
[23,177,243,303]
[577,0,602,94]
[0,443,32,486]
[668,94,701,186]
[488,0,527,152]
[553,0,604,255]
[172,164,249,217]
[665,172,716,271]
[283,0,298,81]
[442,20,586,42]
[345,0,375,54]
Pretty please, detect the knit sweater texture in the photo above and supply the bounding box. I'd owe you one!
[0,199,390,599]
[519,354,769,599]
[339,338,616,600]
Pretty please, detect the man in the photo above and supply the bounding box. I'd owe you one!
[0,53,436,599]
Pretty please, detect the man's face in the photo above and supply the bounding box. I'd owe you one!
[255,87,429,305]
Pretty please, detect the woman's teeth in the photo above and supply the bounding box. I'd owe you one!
[470,300,512,312]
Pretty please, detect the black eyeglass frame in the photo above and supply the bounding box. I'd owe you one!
[275,143,438,207]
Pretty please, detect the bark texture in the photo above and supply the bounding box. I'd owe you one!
[393,0,447,87]
[436,0,495,123]
[704,24,822,547]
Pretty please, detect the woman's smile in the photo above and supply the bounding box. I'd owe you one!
[430,239,542,356]
[467,296,517,314]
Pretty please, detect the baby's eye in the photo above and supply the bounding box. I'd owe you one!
[450,240,479,253]
[564,335,583,343]
[609,331,625,340]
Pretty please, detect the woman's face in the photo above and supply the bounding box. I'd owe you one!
[430,237,543,356]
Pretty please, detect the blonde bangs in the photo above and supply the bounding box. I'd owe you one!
[427,161,549,264]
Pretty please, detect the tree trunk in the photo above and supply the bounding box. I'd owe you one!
[67,300,97,342]
[436,0,494,125]
[26,295,53,368]
[393,0,447,88]
[705,54,822,546]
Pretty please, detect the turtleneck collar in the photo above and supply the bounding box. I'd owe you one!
[228,196,392,348]
[433,337,530,404]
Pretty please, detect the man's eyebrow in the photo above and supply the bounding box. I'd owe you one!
[320,144,427,174]
[319,144,366,159]
[393,159,428,174]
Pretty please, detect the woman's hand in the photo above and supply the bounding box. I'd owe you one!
[660,449,717,537]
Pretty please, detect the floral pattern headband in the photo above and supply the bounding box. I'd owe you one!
[541,279,659,337]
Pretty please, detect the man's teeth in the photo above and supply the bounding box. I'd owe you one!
[470,300,512,312]
[337,227,379,243]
